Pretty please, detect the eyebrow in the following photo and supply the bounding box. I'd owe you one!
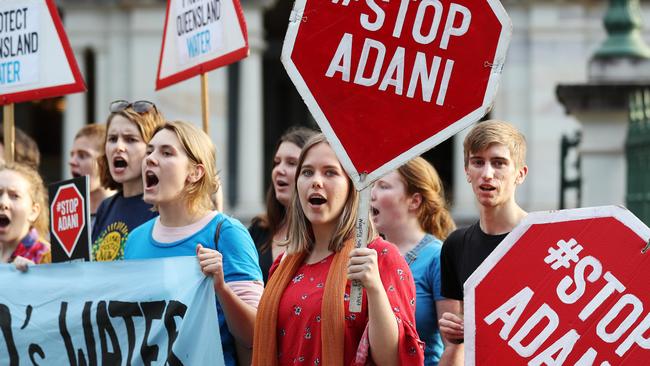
[148,143,177,150]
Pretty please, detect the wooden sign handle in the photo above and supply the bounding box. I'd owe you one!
[201,73,210,134]
[349,185,371,313]
[3,104,15,163]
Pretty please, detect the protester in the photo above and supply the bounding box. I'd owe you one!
[91,100,164,261]
[0,162,50,271]
[125,121,263,366]
[252,134,424,366]
[439,120,529,363]
[249,126,316,282]
[371,156,458,366]
[69,124,114,226]
[0,124,41,170]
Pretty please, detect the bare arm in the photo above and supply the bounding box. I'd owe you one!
[214,281,258,348]
[437,299,464,366]
[197,244,258,348]
[348,248,398,366]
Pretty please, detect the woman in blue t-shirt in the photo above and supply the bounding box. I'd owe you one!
[91,100,165,261]
[125,121,263,366]
[370,157,458,365]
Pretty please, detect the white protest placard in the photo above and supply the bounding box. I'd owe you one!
[0,0,85,104]
[156,0,248,90]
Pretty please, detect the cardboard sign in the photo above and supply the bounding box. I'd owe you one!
[465,206,650,365]
[0,0,85,105]
[49,176,91,262]
[282,0,511,189]
[156,0,249,90]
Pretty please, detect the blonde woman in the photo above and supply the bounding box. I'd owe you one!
[0,162,50,271]
[125,121,263,366]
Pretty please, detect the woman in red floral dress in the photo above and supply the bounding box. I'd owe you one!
[253,134,424,366]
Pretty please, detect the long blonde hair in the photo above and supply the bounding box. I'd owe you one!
[397,157,455,240]
[0,162,48,235]
[284,134,375,254]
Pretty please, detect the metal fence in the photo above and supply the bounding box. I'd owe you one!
[626,88,650,223]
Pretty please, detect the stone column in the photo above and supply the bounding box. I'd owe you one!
[62,48,87,179]
[233,0,276,221]
[556,0,650,207]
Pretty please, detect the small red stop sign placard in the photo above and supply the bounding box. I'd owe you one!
[50,184,86,256]
[465,206,650,365]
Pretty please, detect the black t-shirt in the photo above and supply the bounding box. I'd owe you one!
[440,222,508,300]
[248,220,273,284]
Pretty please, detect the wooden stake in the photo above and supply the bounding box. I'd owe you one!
[3,104,15,163]
[349,184,371,313]
[201,73,210,134]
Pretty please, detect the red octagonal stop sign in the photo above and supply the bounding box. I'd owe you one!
[465,206,650,365]
[50,184,86,257]
[282,0,511,188]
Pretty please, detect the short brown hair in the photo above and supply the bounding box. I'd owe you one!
[150,121,218,214]
[98,106,165,191]
[285,134,375,254]
[74,124,106,151]
[463,120,527,168]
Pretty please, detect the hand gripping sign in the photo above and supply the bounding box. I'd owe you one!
[465,206,650,365]
[282,0,511,311]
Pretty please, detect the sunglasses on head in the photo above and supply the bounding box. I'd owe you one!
[109,100,157,114]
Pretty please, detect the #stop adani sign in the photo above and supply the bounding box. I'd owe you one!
[282,0,511,188]
[49,177,91,262]
[465,206,650,365]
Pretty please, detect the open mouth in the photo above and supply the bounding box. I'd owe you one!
[71,172,82,178]
[113,157,128,169]
[145,171,159,188]
[276,179,289,188]
[0,214,11,229]
[308,194,327,206]
[371,207,380,216]
[480,184,496,192]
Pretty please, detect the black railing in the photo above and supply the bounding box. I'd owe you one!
[559,131,582,209]
[626,88,650,223]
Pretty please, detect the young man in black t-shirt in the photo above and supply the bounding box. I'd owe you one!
[438,120,529,365]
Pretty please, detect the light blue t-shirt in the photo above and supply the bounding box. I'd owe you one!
[125,213,263,366]
[407,234,444,366]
